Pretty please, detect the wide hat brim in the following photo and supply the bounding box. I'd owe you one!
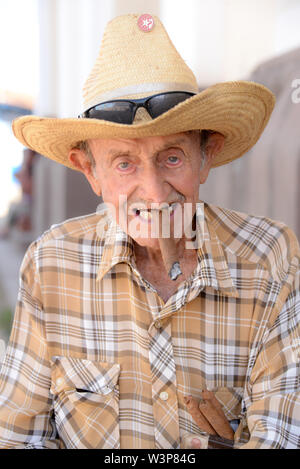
[12,81,275,171]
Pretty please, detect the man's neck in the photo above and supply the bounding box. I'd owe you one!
[133,239,198,302]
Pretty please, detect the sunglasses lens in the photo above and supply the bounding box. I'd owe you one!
[87,101,135,124]
[82,92,195,123]
[147,92,194,118]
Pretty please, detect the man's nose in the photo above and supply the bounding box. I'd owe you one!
[139,166,170,204]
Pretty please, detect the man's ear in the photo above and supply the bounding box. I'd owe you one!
[199,132,225,184]
[68,149,101,196]
[205,132,225,162]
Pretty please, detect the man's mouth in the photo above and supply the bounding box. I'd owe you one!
[131,203,179,222]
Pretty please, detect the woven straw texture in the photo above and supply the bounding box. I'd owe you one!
[83,14,198,108]
[12,14,275,171]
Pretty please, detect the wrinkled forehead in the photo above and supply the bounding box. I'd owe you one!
[88,131,200,156]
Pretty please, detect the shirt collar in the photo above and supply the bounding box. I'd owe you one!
[193,211,239,297]
[96,213,134,281]
[96,205,239,298]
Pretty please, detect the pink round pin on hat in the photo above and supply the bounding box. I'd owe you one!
[137,14,155,32]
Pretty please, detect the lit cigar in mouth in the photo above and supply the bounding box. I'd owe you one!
[156,205,183,281]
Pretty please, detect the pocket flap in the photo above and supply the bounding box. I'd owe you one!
[213,387,243,420]
[51,356,120,395]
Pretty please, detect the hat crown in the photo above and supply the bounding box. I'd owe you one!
[82,14,198,111]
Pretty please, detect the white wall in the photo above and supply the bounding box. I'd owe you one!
[275,0,300,56]
[37,0,113,118]
[160,0,300,86]
[160,0,226,85]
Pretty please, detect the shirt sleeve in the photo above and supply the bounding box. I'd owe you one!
[0,242,60,449]
[241,258,300,449]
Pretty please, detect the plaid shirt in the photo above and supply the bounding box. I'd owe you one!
[0,203,299,449]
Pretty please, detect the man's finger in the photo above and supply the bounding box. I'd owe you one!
[191,437,203,449]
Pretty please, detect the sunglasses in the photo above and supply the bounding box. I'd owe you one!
[79,91,195,124]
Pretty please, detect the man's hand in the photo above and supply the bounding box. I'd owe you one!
[181,433,209,449]
[182,433,234,449]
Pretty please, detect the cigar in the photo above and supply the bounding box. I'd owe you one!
[202,390,234,427]
[183,395,217,435]
[157,207,182,281]
[199,395,234,440]
[184,391,234,441]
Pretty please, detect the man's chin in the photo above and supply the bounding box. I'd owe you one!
[130,235,162,250]
[130,232,184,251]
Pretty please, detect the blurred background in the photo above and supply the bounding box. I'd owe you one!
[0,0,300,344]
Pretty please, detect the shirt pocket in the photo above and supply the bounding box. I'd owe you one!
[181,386,249,448]
[50,356,120,449]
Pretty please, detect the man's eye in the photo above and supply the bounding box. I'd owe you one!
[117,162,131,171]
[166,156,181,166]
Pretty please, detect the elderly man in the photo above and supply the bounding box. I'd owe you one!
[0,14,299,449]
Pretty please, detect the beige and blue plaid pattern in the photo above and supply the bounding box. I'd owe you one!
[0,203,299,449]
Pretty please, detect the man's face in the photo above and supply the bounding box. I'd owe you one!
[70,132,223,250]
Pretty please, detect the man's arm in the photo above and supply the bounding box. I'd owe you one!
[0,243,60,449]
[241,260,300,449]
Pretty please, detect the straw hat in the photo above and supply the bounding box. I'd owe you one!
[12,13,275,170]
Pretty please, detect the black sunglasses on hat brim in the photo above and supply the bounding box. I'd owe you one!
[79,91,195,124]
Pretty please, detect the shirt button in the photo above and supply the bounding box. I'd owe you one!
[154,320,162,329]
[159,391,169,401]
[56,378,63,387]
